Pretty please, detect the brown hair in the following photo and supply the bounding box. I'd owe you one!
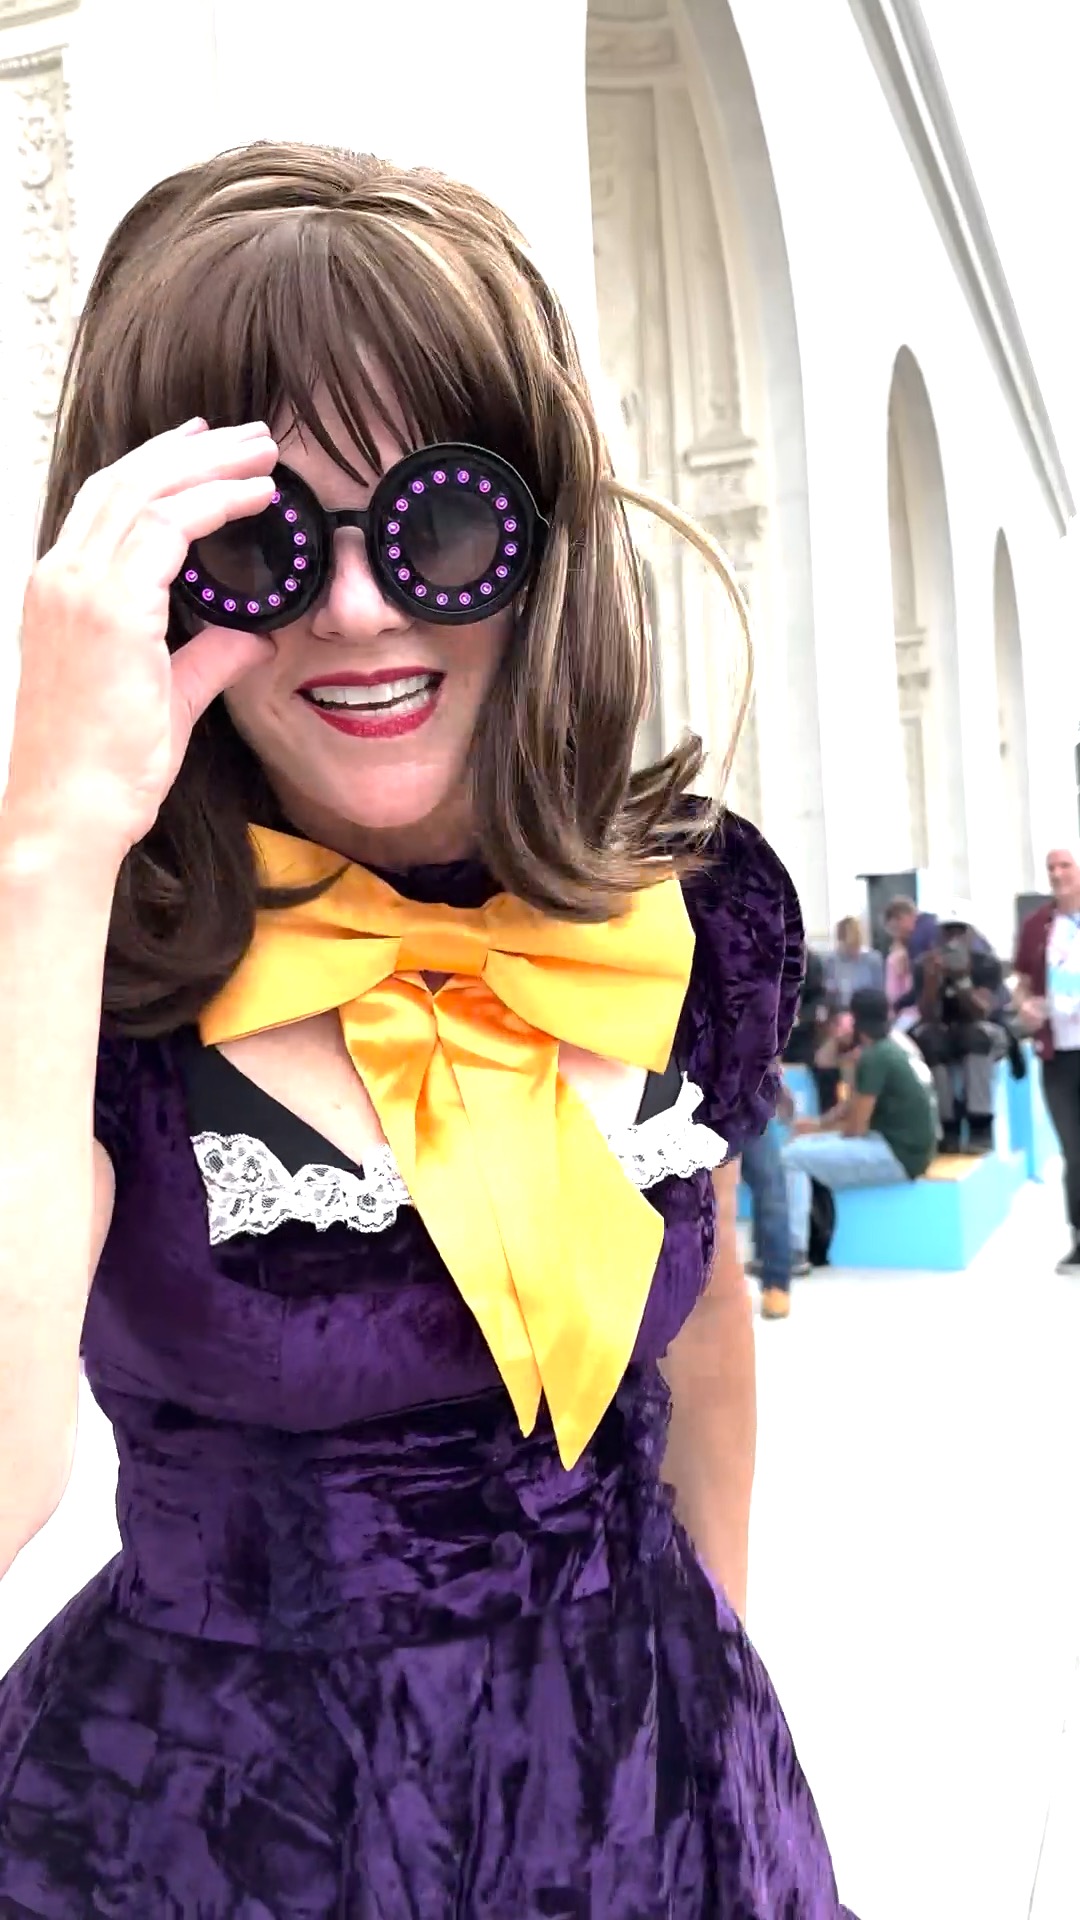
[41,142,750,1035]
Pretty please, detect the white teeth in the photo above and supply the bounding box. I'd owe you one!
[307,674,438,710]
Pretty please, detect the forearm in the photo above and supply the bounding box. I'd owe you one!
[663,1290,755,1615]
[0,800,121,1561]
[661,1169,755,1615]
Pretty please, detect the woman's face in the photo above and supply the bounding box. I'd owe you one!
[222,381,514,867]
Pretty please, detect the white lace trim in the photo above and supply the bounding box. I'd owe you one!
[193,1074,727,1246]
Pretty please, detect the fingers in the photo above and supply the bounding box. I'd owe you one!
[57,422,278,557]
[115,472,279,590]
[170,623,275,728]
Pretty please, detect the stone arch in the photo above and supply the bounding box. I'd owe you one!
[886,346,969,896]
[585,0,827,925]
[992,530,1034,892]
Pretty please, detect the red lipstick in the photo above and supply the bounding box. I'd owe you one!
[298,667,443,741]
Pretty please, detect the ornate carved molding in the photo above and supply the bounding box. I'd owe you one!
[0,0,78,26]
[587,0,677,78]
[0,44,75,465]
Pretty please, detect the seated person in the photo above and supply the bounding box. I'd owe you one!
[909,905,1007,1153]
[781,987,938,1264]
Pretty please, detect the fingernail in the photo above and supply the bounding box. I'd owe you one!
[177,416,207,432]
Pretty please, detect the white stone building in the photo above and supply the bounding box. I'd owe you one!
[1,0,1076,947]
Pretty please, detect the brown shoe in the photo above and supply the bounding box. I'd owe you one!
[760,1287,791,1320]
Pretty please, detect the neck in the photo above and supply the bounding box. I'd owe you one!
[1057,892,1080,917]
[269,787,480,871]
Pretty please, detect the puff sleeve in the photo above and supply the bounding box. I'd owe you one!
[674,813,805,1157]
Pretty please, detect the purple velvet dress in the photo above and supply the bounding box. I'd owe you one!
[0,816,855,1917]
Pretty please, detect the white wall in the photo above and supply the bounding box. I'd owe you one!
[728,0,1076,947]
[67,0,599,373]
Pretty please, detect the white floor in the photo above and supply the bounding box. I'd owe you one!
[2,1178,1079,1918]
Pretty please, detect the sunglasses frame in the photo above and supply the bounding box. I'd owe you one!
[173,441,548,633]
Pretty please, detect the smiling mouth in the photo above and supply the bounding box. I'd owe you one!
[299,672,444,717]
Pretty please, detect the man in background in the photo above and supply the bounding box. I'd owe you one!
[1015,847,1080,1271]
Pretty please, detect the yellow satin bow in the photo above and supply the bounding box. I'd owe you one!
[200,826,696,1466]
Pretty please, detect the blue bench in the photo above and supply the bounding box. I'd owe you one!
[828,1146,1027,1271]
[739,1060,1028,1269]
[828,1060,1025,1270]
[1005,1043,1059,1182]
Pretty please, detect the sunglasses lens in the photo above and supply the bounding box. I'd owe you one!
[188,501,294,601]
[176,470,322,629]
[376,451,538,620]
[403,491,501,588]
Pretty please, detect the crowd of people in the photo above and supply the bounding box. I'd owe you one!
[744,854,1080,1316]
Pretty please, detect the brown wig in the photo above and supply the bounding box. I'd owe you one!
[39,142,750,1035]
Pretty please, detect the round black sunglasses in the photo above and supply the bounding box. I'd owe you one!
[172,442,547,634]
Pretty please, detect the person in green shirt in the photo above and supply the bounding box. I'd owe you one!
[781,987,938,1261]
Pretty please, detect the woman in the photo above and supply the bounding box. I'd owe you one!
[0,143,853,1915]
[825,915,884,1011]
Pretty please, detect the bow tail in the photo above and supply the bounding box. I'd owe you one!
[341,981,543,1438]
[444,995,664,1468]
[542,1082,665,1466]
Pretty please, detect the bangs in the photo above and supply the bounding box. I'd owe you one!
[95,206,545,497]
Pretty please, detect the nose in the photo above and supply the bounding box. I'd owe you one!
[308,527,412,641]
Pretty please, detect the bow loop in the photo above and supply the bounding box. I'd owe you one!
[396,907,489,979]
[199,826,696,1466]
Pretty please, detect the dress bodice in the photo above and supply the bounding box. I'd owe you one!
[80,814,803,1649]
[84,813,803,1436]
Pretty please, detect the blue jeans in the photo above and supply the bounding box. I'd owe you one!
[782,1131,910,1257]
[740,1126,792,1291]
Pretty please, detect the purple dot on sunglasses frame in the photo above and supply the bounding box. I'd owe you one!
[397,567,411,582]
[437,592,449,606]
[285,577,299,592]
[495,495,508,511]
[294,557,308,571]
[201,588,215,602]
[268,593,282,608]
[293,532,306,546]
[387,520,400,535]
[395,498,409,512]
[271,491,281,506]
[496,565,509,579]
[224,599,237,612]
[480,582,493,596]
[285,508,298,523]
[387,546,401,561]
[184,568,198,583]
[459,591,472,606]
[479,478,491,494]
[247,600,261,614]
[410,479,425,494]
[504,518,517,533]
[457,469,470,484]
[504,543,518,558]
[433,470,446,484]
[415,583,428,597]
